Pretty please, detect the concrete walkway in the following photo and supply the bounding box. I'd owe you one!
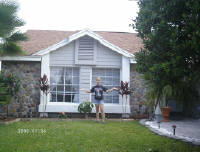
[140,119,200,145]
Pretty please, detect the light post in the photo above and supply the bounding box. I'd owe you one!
[172,125,176,135]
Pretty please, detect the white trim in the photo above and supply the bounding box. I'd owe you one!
[33,28,134,58]
[39,103,130,113]
[0,56,41,61]
[130,57,137,64]
[121,56,131,113]
[0,61,1,71]
[39,54,50,111]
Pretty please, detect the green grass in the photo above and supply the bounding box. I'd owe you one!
[0,120,199,152]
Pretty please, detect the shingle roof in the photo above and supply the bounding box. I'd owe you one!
[19,30,143,55]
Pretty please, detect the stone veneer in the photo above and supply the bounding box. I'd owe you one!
[0,61,148,118]
[0,61,41,117]
[130,64,147,117]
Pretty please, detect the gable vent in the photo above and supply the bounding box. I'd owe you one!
[78,36,94,60]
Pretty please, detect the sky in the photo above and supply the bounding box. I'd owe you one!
[17,0,139,33]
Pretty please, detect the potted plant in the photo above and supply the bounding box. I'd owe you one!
[78,101,94,119]
[144,83,173,122]
[161,85,173,122]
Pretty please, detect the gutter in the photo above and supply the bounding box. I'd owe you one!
[0,56,41,62]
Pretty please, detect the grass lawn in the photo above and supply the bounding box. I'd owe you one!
[0,120,199,152]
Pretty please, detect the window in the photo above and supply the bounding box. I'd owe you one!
[50,67,79,103]
[92,68,120,104]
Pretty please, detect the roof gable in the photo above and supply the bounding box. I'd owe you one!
[33,29,132,57]
[18,29,143,56]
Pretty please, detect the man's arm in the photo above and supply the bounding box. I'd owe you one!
[80,88,92,93]
[105,87,118,93]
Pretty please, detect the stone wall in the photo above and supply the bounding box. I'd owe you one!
[0,61,41,117]
[130,64,147,117]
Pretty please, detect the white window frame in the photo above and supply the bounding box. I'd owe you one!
[50,67,80,103]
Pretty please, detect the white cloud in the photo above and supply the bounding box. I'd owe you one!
[17,0,139,32]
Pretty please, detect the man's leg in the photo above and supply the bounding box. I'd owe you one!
[99,104,105,123]
[95,104,100,122]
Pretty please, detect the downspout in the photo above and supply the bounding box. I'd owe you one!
[0,60,1,72]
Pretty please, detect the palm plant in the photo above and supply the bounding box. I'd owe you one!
[0,1,27,56]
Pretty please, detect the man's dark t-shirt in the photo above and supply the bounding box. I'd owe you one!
[90,85,108,100]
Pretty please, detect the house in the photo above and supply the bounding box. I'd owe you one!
[0,29,146,118]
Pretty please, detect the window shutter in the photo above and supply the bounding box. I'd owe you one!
[75,36,96,64]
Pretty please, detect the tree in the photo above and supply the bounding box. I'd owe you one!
[132,0,200,116]
[0,0,27,56]
[0,72,20,119]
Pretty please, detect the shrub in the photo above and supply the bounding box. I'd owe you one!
[78,101,94,118]
[0,72,20,118]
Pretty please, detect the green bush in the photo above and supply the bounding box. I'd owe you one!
[0,72,20,118]
[78,101,94,117]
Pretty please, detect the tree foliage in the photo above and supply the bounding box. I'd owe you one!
[0,72,20,118]
[0,0,28,56]
[133,0,200,115]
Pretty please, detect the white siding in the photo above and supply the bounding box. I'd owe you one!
[96,42,122,68]
[49,37,121,68]
[79,66,92,102]
[50,42,75,66]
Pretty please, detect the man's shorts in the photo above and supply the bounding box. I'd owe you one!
[93,99,104,105]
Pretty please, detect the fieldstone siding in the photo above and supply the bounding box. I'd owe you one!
[0,61,41,117]
[130,64,147,117]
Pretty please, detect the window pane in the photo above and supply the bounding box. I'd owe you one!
[57,85,64,92]
[73,68,79,76]
[113,69,120,77]
[56,74,64,84]
[57,93,64,102]
[51,93,56,102]
[65,75,72,84]
[72,93,79,103]
[65,68,72,76]
[71,85,79,93]
[105,69,112,76]
[50,85,56,92]
[65,85,72,93]
[73,76,79,84]
[105,77,112,85]
[113,78,120,85]
[113,96,119,104]
[65,94,71,102]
